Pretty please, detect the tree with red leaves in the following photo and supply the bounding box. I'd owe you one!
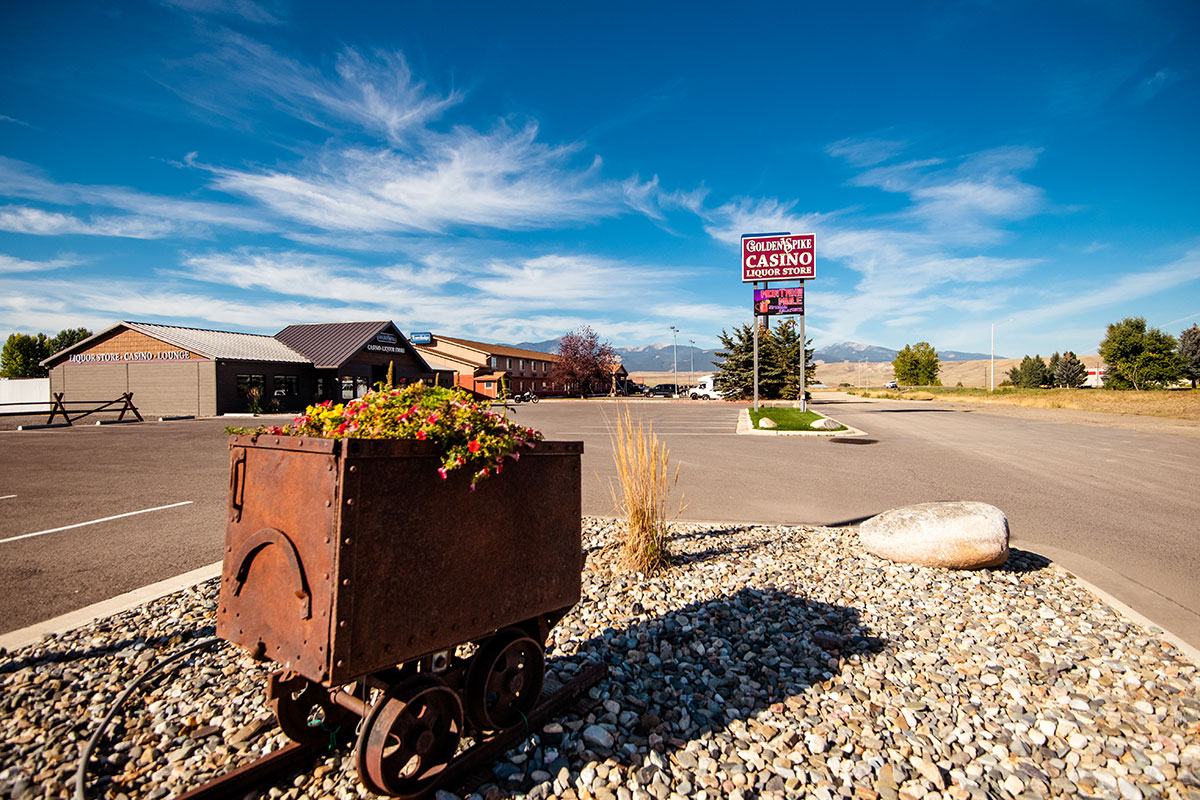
[551,326,617,398]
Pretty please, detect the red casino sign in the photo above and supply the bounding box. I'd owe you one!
[741,233,816,282]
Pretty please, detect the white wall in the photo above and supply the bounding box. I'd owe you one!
[0,377,50,411]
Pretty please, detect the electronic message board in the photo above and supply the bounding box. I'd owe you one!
[754,286,804,316]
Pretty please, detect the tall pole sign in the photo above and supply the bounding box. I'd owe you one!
[741,232,816,412]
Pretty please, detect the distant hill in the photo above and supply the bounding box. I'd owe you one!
[814,341,999,363]
[511,338,720,373]
[512,337,996,372]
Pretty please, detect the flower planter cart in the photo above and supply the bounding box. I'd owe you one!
[217,433,585,798]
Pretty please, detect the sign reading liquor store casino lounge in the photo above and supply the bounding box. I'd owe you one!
[69,350,193,364]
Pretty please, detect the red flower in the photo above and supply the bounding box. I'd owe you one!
[468,439,481,453]
[416,429,427,440]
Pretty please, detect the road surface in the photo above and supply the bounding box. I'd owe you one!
[1,394,1197,649]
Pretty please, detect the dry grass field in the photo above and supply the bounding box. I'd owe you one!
[811,355,1109,389]
[850,386,1200,421]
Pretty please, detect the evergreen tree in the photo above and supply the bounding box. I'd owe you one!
[1099,317,1182,390]
[1179,324,1200,389]
[1056,351,1086,388]
[0,333,50,378]
[712,324,757,399]
[1047,352,1062,386]
[893,342,941,385]
[1009,355,1051,388]
[772,319,814,399]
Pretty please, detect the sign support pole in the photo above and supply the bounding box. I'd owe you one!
[752,282,760,411]
[799,279,807,413]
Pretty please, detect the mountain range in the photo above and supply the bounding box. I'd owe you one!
[510,339,1001,372]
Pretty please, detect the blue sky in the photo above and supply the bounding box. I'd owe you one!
[1,1,1198,356]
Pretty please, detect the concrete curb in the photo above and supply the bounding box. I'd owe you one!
[0,561,222,652]
[736,408,868,437]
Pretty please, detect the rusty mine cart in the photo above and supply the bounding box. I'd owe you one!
[216,434,587,798]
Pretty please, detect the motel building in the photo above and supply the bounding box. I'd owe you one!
[412,335,560,399]
[41,320,449,418]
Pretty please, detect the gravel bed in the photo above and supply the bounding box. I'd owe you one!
[2,519,1199,800]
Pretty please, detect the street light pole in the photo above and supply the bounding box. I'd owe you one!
[990,317,1015,392]
[670,325,679,397]
[689,339,695,382]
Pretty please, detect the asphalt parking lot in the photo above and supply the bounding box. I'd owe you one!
[2,394,1199,650]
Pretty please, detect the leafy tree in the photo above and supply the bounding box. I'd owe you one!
[48,327,92,355]
[1047,352,1061,386]
[0,333,50,378]
[550,325,616,398]
[1055,351,1086,389]
[1179,324,1200,389]
[1098,317,1182,390]
[892,342,941,386]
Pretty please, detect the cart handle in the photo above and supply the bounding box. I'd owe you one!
[230,527,312,620]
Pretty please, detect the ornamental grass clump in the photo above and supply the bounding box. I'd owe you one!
[227,383,542,489]
[607,407,680,574]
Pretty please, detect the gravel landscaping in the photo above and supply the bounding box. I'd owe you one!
[2,518,1199,800]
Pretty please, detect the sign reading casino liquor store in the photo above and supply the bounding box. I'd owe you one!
[741,233,816,282]
[754,286,804,316]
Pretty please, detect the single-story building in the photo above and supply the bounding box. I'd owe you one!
[414,334,560,399]
[41,320,448,418]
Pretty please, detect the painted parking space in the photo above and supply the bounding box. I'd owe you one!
[0,501,193,545]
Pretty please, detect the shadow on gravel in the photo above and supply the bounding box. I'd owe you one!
[994,548,1052,574]
[497,588,887,794]
[0,626,216,674]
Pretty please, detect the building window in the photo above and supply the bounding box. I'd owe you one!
[506,358,512,368]
[273,375,299,397]
[316,377,325,398]
[236,374,264,396]
[490,356,499,368]
[484,381,494,390]
[519,359,524,371]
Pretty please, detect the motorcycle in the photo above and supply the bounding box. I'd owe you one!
[511,391,540,404]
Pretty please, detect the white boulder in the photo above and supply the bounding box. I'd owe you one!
[810,417,840,430]
[758,417,778,429]
[859,501,1009,569]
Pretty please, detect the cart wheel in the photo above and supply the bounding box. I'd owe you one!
[356,676,463,798]
[464,631,545,732]
[268,671,354,746]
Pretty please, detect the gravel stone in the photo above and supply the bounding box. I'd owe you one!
[3,518,1199,800]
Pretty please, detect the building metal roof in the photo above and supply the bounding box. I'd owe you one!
[41,321,310,366]
[275,321,433,371]
[430,335,560,363]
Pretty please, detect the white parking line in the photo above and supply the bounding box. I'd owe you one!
[0,501,194,545]
[0,495,15,500]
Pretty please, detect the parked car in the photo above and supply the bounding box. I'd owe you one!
[885,380,899,389]
[644,383,678,397]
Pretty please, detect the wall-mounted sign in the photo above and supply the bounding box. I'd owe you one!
[754,286,804,316]
[376,332,398,344]
[409,332,433,344]
[366,344,405,354]
[741,233,816,282]
[69,350,194,364]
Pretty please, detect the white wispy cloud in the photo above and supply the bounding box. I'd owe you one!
[826,137,908,167]
[173,35,462,145]
[0,157,273,234]
[208,122,622,233]
[160,0,284,25]
[1134,68,1178,104]
[0,206,183,239]
[0,253,81,273]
